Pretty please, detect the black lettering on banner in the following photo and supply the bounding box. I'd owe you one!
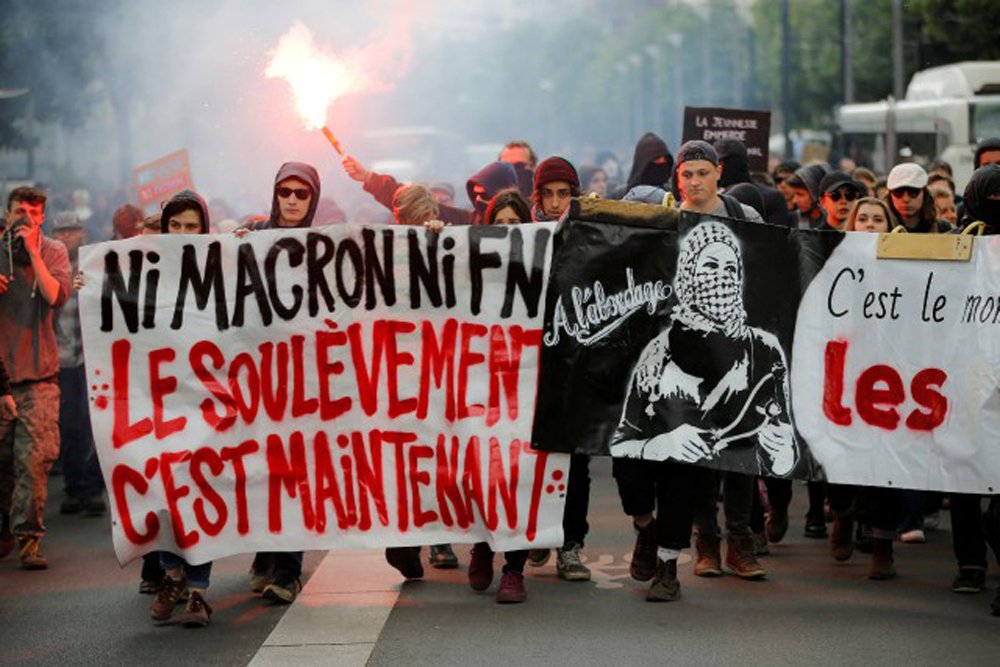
[306,232,337,316]
[335,237,363,308]
[408,229,442,309]
[142,252,160,330]
[100,249,144,333]
[469,226,507,315]
[501,227,549,318]
[442,237,457,308]
[171,242,229,331]
[265,238,306,320]
[232,243,273,328]
[362,228,396,310]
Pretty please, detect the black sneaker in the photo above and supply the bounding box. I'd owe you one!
[428,544,459,569]
[385,547,423,580]
[630,520,657,582]
[951,567,986,594]
[804,518,827,539]
[60,496,84,515]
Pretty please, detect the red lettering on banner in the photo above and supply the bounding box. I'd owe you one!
[190,340,237,432]
[313,431,354,531]
[111,339,153,448]
[822,339,949,433]
[418,319,458,421]
[190,447,228,536]
[229,352,261,423]
[856,365,905,430]
[266,431,316,532]
[822,340,852,426]
[462,436,489,528]
[458,323,487,419]
[161,450,198,548]
[905,368,948,431]
[434,434,470,528]
[523,442,550,542]
[259,341,289,421]
[221,440,259,535]
[385,321,418,418]
[149,347,186,439]
[487,437,520,529]
[353,430,390,530]
[487,326,541,427]
[407,444,437,527]
[291,335,319,417]
[111,464,159,544]
[348,322,382,416]
[316,330,351,420]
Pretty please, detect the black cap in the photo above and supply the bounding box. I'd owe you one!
[676,140,719,166]
[819,171,863,196]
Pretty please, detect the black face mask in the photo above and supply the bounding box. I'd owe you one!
[3,216,31,266]
[641,162,671,188]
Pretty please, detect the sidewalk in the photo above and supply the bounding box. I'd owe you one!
[249,550,400,666]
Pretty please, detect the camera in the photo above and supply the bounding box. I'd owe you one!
[2,215,31,266]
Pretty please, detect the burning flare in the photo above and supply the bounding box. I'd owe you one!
[265,21,367,130]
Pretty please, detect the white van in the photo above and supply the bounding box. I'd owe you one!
[835,61,1000,191]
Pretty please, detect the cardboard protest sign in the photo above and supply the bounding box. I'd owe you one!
[79,223,568,565]
[131,149,194,213]
[533,199,1000,493]
[682,107,771,172]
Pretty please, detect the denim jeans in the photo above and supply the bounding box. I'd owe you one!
[160,551,212,589]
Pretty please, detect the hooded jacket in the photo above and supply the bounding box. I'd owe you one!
[265,162,321,229]
[974,138,1000,169]
[466,161,519,223]
[610,133,674,199]
[963,164,1000,234]
[160,189,211,234]
[716,138,794,227]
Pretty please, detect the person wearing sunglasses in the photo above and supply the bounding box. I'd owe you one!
[885,163,951,233]
[817,172,865,231]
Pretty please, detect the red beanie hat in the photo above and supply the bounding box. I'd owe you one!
[533,156,580,191]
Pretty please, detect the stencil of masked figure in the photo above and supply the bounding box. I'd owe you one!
[611,221,796,477]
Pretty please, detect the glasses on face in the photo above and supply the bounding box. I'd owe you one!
[276,186,311,200]
[827,189,859,203]
[891,186,921,199]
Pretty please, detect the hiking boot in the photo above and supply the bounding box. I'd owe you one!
[177,590,213,627]
[248,568,272,593]
[468,542,495,591]
[725,535,766,579]
[629,519,657,582]
[753,532,770,556]
[646,558,681,602]
[856,522,874,554]
[527,548,551,567]
[18,536,48,570]
[868,538,896,580]
[429,544,459,569]
[496,569,527,603]
[139,579,161,595]
[60,496,84,515]
[150,575,187,621]
[556,544,591,581]
[830,517,855,562]
[83,495,107,517]
[263,577,302,604]
[951,567,986,594]
[385,547,423,580]
[693,535,722,577]
[765,505,789,543]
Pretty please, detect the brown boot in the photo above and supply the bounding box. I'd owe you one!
[830,517,855,562]
[150,575,187,621]
[868,538,896,580]
[176,590,213,627]
[694,535,722,577]
[646,558,681,602]
[725,535,766,579]
[18,536,48,570]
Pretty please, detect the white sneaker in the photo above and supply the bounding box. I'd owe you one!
[900,529,926,543]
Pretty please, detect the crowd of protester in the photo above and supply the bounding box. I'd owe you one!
[2,128,1000,628]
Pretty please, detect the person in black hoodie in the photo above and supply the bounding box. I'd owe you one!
[715,138,794,227]
[609,132,674,200]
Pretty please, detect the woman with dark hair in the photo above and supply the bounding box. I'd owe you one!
[578,166,609,198]
[884,164,950,233]
[485,188,531,225]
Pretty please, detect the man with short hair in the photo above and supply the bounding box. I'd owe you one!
[675,141,763,222]
[0,186,72,570]
[817,172,864,230]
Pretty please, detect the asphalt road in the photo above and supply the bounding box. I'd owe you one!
[369,458,1000,666]
[0,475,323,667]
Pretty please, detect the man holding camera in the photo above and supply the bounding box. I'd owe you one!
[0,186,71,570]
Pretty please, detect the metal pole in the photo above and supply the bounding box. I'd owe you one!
[842,0,854,104]
[892,0,904,100]
[781,0,792,158]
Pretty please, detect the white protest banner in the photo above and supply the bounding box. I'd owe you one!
[79,223,568,565]
[791,233,1000,493]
